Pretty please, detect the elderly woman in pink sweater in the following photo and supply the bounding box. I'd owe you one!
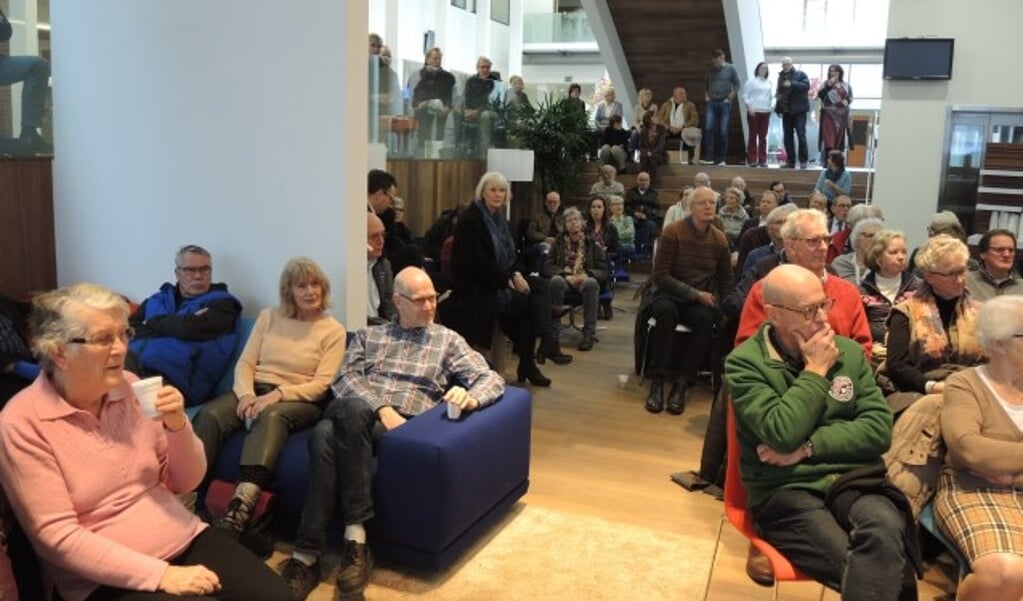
[0,283,290,601]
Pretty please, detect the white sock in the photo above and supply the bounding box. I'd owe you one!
[344,523,367,544]
[292,551,317,567]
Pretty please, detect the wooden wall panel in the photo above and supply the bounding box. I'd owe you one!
[0,158,55,297]
[386,159,487,236]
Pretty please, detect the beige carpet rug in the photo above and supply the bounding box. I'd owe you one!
[295,503,713,600]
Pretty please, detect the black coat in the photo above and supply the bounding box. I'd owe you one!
[445,201,522,349]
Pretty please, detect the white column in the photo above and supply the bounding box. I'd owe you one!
[722,0,766,143]
[582,0,636,115]
[50,0,369,329]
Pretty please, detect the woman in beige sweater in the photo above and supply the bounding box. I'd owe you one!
[937,295,1023,601]
[194,257,346,540]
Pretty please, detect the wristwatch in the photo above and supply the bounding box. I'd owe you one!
[802,440,815,459]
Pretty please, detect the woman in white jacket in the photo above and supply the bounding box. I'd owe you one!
[741,62,773,167]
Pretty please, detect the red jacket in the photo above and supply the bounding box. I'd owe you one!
[736,274,873,359]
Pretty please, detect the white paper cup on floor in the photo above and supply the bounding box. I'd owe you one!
[447,401,462,420]
[617,374,628,389]
[131,376,163,418]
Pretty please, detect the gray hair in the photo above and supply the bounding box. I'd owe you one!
[850,217,884,251]
[766,203,798,223]
[914,234,969,272]
[864,229,906,273]
[175,244,211,269]
[608,194,624,206]
[780,209,828,240]
[474,171,512,202]
[846,204,883,230]
[694,172,711,187]
[976,295,1023,351]
[929,210,961,229]
[30,282,130,373]
[562,206,583,223]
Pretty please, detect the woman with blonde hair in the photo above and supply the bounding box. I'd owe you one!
[884,235,984,412]
[194,257,347,539]
[859,229,919,363]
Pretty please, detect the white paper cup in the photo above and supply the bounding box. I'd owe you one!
[131,376,163,418]
[617,374,628,389]
[447,401,462,420]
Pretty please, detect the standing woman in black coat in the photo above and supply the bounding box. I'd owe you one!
[447,172,570,386]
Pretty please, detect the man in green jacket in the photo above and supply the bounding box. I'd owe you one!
[725,264,915,600]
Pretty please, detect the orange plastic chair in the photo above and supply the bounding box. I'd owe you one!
[701,397,825,601]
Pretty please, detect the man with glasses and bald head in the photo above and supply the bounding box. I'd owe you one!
[726,264,918,600]
[128,244,242,406]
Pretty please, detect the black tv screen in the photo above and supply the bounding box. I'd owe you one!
[883,38,954,80]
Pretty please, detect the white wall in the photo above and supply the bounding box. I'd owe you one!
[875,0,1023,247]
[50,1,368,328]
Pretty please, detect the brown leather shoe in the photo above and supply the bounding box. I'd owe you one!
[745,544,775,587]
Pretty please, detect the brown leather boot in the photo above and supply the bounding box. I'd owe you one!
[745,544,775,586]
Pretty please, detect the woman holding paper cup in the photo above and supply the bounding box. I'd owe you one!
[193,257,346,540]
[0,282,291,601]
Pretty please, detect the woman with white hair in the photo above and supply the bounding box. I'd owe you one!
[832,217,884,285]
[936,295,1023,601]
[884,235,985,411]
[0,283,291,601]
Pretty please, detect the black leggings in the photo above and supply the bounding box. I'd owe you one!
[84,528,290,601]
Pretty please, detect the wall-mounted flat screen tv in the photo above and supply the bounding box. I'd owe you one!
[883,38,954,80]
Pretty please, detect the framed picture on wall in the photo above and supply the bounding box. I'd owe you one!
[491,0,509,25]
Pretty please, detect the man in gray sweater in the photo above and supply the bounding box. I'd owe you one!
[701,49,741,166]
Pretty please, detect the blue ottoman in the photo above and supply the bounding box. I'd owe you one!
[204,386,532,570]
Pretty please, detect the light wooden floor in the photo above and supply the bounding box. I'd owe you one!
[291,276,957,600]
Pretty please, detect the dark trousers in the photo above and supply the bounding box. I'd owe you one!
[0,55,49,133]
[703,99,732,163]
[86,528,292,601]
[645,297,718,382]
[782,111,808,166]
[751,488,916,601]
[633,219,658,256]
[334,398,388,527]
[292,399,386,555]
[497,275,552,360]
[745,111,770,165]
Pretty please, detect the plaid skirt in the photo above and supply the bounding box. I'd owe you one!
[934,468,1023,561]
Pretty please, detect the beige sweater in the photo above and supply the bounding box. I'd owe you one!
[233,307,346,402]
[942,366,1023,488]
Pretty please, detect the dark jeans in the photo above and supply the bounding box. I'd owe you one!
[782,111,808,166]
[703,99,732,163]
[645,296,719,382]
[86,528,292,601]
[0,55,49,133]
[633,219,658,256]
[751,488,915,601]
[292,399,386,555]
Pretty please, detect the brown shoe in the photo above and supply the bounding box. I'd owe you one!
[337,539,373,595]
[745,544,775,587]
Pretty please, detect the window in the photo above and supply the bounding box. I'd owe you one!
[491,0,509,25]
[451,0,476,13]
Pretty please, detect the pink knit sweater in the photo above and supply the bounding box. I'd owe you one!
[0,373,207,601]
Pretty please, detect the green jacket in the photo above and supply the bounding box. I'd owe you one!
[725,323,893,508]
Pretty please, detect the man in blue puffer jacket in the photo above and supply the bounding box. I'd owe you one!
[128,245,242,406]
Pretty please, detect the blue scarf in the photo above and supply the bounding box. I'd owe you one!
[477,198,516,271]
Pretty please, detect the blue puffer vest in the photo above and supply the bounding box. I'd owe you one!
[130,283,240,406]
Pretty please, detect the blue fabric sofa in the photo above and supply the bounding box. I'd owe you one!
[195,320,533,570]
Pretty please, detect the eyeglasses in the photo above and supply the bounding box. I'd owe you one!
[769,298,836,322]
[398,293,438,307]
[69,327,135,347]
[177,265,212,276]
[988,246,1017,254]
[833,203,851,209]
[793,235,833,247]
[928,268,967,279]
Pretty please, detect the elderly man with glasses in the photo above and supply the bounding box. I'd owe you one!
[127,244,242,407]
[726,264,920,600]
[966,228,1023,301]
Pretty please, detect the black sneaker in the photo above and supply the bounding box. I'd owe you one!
[214,496,252,540]
[278,557,321,601]
[337,539,373,595]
